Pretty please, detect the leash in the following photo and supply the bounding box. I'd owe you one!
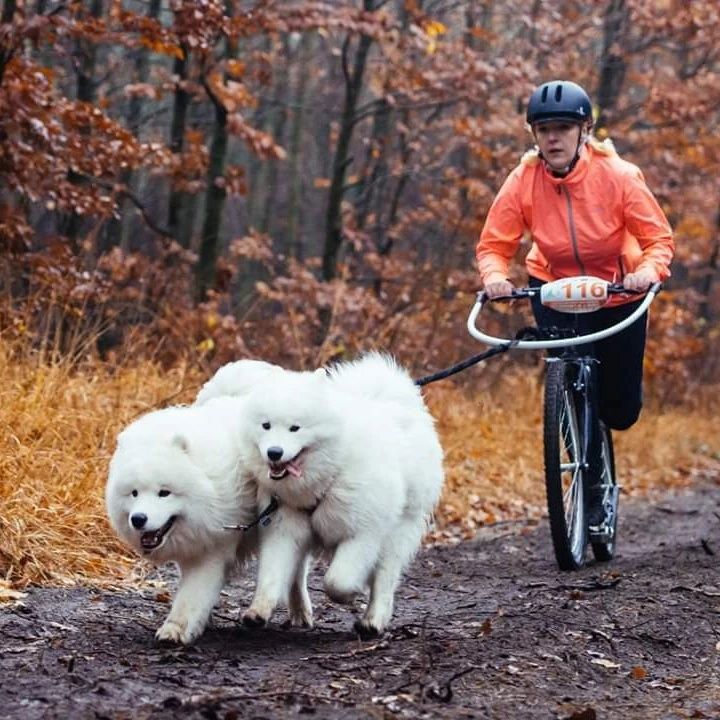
[413,345,512,386]
[223,495,279,531]
[413,326,545,387]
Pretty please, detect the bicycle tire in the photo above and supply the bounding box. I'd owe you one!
[590,424,618,562]
[544,360,587,571]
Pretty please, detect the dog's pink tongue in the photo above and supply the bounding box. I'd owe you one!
[287,460,302,478]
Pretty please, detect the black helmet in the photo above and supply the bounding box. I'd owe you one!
[526,80,592,126]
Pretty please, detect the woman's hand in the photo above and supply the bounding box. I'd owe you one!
[623,269,659,292]
[484,280,515,298]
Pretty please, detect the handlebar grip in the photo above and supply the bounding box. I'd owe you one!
[478,288,537,303]
[608,281,663,295]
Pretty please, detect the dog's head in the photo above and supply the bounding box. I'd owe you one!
[244,370,337,483]
[106,432,212,561]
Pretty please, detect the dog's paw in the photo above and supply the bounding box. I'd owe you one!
[155,618,199,645]
[353,618,384,641]
[242,609,268,628]
[288,606,314,629]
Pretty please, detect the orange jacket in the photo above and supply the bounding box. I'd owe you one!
[476,141,674,305]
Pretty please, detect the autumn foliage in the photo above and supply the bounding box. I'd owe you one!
[0,0,717,386]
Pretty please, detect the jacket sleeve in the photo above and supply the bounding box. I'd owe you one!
[475,166,527,286]
[622,169,674,280]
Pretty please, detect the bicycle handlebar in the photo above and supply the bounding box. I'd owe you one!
[467,281,661,350]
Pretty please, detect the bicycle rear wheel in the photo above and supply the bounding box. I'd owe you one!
[544,359,587,570]
[590,424,618,561]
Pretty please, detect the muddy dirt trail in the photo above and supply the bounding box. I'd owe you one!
[2,482,719,720]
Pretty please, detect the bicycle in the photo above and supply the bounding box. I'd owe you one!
[467,275,661,571]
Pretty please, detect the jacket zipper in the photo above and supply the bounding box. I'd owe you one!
[561,186,586,275]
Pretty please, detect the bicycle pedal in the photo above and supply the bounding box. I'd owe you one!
[588,523,614,542]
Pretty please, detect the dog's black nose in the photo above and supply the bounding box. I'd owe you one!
[267,447,284,462]
[131,513,147,529]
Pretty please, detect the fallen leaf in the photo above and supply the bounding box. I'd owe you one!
[591,658,621,669]
[630,666,648,680]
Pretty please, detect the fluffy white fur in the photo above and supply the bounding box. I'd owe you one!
[240,353,444,637]
[106,396,259,645]
[195,359,282,405]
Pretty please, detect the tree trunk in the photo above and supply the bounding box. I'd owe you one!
[104,0,162,252]
[355,97,392,232]
[194,93,228,303]
[0,0,17,85]
[62,0,104,250]
[245,35,272,231]
[258,37,291,238]
[286,33,311,260]
[321,13,375,281]
[698,209,720,322]
[458,3,491,222]
[167,45,194,248]
[595,0,628,131]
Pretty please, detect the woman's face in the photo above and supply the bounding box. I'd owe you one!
[533,121,582,172]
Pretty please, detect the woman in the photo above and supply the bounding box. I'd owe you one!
[476,79,674,529]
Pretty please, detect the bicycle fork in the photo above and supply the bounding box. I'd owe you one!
[572,359,595,480]
[574,359,618,540]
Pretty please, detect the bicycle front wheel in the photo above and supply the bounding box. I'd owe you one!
[544,359,587,571]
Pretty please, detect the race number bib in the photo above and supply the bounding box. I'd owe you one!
[540,276,609,313]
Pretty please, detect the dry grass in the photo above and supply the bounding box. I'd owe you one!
[1,339,718,592]
[0,341,202,591]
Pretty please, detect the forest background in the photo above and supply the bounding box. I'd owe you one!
[1,0,719,592]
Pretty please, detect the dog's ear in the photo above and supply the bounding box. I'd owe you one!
[172,434,190,453]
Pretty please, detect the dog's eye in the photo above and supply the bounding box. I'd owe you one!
[289,425,300,432]
[131,489,138,497]
[158,490,171,498]
[262,422,271,430]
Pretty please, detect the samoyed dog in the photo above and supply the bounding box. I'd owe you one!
[240,353,444,638]
[106,396,261,645]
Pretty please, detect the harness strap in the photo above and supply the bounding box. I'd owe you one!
[223,496,279,531]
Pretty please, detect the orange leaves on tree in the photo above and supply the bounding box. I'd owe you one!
[137,36,184,59]
[227,114,287,160]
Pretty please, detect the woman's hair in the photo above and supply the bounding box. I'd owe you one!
[521,135,616,166]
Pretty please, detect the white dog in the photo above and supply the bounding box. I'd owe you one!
[240,353,444,637]
[106,396,261,645]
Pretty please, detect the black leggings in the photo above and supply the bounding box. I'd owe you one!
[529,277,647,431]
